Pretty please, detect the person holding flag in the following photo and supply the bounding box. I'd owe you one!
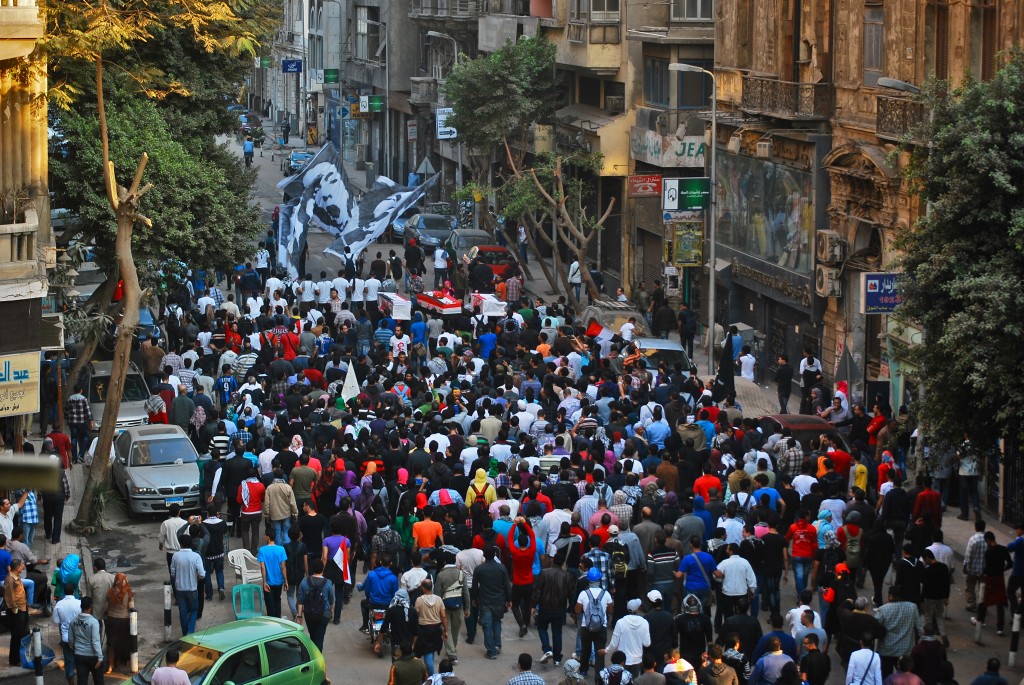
[322,519,352,625]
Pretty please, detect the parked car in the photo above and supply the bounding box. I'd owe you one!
[83,360,151,433]
[446,229,501,268]
[390,207,418,241]
[405,213,455,248]
[227,104,249,115]
[632,337,691,371]
[111,424,201,516]
[757,414,853,453]
[580,299,652,337]
[128,617,328,685]
[284,150,314,176]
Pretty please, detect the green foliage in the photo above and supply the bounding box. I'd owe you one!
[51,90,263,279]
[499,150,603,221]
[441,36,560,153]
[896,48,1024,446]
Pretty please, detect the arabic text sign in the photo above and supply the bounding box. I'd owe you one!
[862,272,902,314]
[628,174,662,198]
[0,353,39,418]
[662,177,710,212]
[629,128,705,168]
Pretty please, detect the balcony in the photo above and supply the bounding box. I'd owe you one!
[741,75,830,121]
[0,0,43,61]
[0,206,41,282]
[876,95,927,142]
[410,0,482,17]
[409,77,437,105]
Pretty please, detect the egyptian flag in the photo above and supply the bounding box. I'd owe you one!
[584,321,622,344]
[331,537,353,584]
[712,332,736,402]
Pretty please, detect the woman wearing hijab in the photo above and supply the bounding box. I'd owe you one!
[105,573,135,672]
[52,554,82,599]
[379,588,419,657]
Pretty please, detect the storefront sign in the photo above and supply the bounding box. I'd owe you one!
[0,352,39,418]
[663,177,710,212]
[673,223,704,267]
[628,174,662,197]
[629,127,705,167]
[732,258,813,308]
[324,69,339,84]
[862,272,902,314]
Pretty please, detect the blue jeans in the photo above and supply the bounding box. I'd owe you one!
[751,574,765,615]
[176,589,199,635]
[536,608,566,660]
[818,587,833,628]
[357,340,370,357]
[762,572,781,616]
[271,519,291,545]
[960,475,981,517]
[70,423,90,464]
[423,650,435,675]
[571,284,581,301]
[23,521,36,547]
[792,558,813,596]
[479,605,503,657]
[204,558,225,599]
[61,642,76,680]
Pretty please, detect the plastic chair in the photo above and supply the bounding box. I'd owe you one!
[227,549,263,585]
[231,583,264,620]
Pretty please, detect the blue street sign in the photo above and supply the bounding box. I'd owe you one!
[281,59,303,73]
[862,272,903,314]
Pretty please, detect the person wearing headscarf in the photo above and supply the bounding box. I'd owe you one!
[380,588,419,654]
[53,554,82,599]
[813,509,834,547]
[105,573,135,672]
[809,530,845,632]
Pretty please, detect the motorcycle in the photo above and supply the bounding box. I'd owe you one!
[369,607,388,657]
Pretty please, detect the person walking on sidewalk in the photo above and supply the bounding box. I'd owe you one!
[169,534,205,636]
[567,260,582,303]
[69,596,104,685]
[963,520,987,613]
[971,530,1012,640]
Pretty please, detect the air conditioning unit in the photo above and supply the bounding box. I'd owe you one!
[605,95,625,115]
[815,265,842,298]
[815,229,847,265]
[755,140,771,158]
[727,134,741,153]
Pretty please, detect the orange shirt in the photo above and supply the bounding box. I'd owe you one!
[536,343,552,357]
[411,519,443,549]
[495,282,508,302]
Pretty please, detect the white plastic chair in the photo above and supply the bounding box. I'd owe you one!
[227,549,263,585]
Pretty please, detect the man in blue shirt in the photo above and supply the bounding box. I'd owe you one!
[674,535,722,611]
[257,531,288,619]
[170,534,206,635]
[358,557,398,634]
[478,329,498,359]
[752,474,781,512]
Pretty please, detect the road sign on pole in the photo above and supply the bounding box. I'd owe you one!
[416,157,436,175]
[436,107,457,140]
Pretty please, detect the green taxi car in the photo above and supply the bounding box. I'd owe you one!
[128,618,328,685]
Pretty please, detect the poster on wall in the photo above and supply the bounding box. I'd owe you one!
[673,223,704,267]
[0,352,39,418]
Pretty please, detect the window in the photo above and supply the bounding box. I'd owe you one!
[210,647,262,685]
[578,76,601,107]
[354,6,381,62]
[925,1,949,80]
[644,58,669,106]
[969,0,997,81]
[569,0,587,20]
[591,0,619,21]
[671,0,712,20]
[676,59,713,109]
[863,6,884,86]
[265,637,309,675]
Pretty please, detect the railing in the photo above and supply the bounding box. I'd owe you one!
[452,0,483,15]
[409,77,437,105]
[876,94,927,141]
[741,75,830,120]
[0,207,40,280]
[567,21,586,42]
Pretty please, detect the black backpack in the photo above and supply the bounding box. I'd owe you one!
[606,539,630,580]
[304,577,328,617]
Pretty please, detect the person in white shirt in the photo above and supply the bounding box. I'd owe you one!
[269,292,288,316]
[265,275,284,301]
[619,317,637,342]
[785,593,822,636]
[606,598,651,670]
[351,277,366,307]
[246,295,264,319]
[739,346,756,381]
[297,274,316,312]
[364,276,381,302]
[316,272,333,305]
[433,247,449,289]
[389,326,411,357]
[844,635,882,685]
[196,290,216,314]
[332,272,351,302]
[717,543,757,601]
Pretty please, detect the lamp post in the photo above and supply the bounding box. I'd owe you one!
[427,30,463,191]
[670,62,717,375]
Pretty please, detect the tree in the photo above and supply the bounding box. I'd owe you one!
[896,49,1024,448]
[37,0,265,529]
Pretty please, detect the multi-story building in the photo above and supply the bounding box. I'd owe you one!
[0,0,54,438]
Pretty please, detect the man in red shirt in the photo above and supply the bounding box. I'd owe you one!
[506,519,537,637]
[785,509,818,596]
[693,464,722,502]
[825,436,853,479]
[913,476,943,528]
[46,430,73,469]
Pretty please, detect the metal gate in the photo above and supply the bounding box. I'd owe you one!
[636,227,663,289]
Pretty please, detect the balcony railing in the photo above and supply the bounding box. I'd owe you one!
[876,94,927,141]
[741,75,830,120]
[499,0,529,14]
[409,77,437,105]
[0,207,41,281]
[410,0,482,17]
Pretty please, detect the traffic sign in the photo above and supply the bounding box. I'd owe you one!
[281,59,302,73]
[662,177,710,212]
[436,107,457,140]
[416,157,436,175]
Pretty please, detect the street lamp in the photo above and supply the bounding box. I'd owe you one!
[670,62,717,375]
[427,30,464,191]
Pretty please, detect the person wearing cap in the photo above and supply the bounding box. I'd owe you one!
[643,590,676,671]
[606,597,651,676]
[575,567,614,680]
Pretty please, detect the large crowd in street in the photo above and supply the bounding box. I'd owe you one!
[5,235,1020,685]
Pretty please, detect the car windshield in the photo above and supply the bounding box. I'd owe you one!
[134,641,221,685]
[419,215,452,232]
[477,249,511,265]
[456,235,493,251]
[637,345,691,371]
[90,373,150,403]
[130,437,198,466]
[597,311,651,336]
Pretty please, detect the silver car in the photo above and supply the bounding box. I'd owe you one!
[111,425,201,517]
[85,361,150,432]
[632,337,692,371]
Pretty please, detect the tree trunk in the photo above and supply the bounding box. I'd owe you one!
[66,274,120,389]
[73,58,147,530]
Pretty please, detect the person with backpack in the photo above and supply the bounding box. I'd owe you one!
[575,566,614,681]
[466,469,496,533]
[836,511,864,580]
[297,558,334,652]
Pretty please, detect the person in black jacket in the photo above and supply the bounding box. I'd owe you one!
[470,546,512,659]
[773,356,794,414]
